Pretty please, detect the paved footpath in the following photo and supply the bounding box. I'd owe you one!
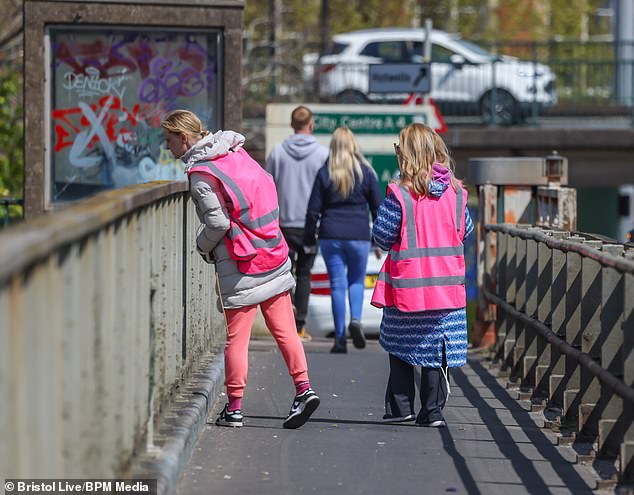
[176,338,605,495]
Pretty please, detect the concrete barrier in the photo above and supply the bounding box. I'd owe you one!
[0,181,226,479]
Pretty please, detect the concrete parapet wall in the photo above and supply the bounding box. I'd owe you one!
[0,181,226,478]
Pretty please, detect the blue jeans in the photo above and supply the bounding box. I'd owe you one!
[319,239,370,341]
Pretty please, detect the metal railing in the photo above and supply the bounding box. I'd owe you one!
[0,181,225,479]
[244,39,634,126]
[483,223,634,483]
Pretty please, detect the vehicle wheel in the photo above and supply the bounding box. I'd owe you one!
[480,89,518,126]
[336,90,368,104]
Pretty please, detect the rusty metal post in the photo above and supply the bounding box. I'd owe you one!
[474,184,498,348]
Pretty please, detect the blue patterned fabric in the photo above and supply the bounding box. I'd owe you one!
[379,307,468,367]
[372,186,474,368]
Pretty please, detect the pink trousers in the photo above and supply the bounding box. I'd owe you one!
[223,291,309,399]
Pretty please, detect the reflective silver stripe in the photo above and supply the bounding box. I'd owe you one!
[390,245,464,261]
[398,185,418,253]
[250,231,284,248]
[393,185,462,260]
[201,161,279,229]
[227,225,284,249]
[455,186,463,232]
[378,271,465,288]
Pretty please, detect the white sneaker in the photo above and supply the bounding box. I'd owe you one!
[283,388,320,429]
[216,404,243,427]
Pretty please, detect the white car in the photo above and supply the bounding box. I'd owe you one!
[305,251,385,339]
[306,28,557,125]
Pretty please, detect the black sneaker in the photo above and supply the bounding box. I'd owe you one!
[330,338,347,353]
[348,319,366,349]
[382,413,416,423]
[416,419,446,428]
[283,388,320,429]
[216,404,243,427]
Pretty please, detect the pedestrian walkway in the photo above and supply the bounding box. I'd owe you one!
[176,338,605,495]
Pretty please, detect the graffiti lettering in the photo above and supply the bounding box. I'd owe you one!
[52,98,183,187]
[63,67,128,99]
[138,56,215,103]
[52,96,165,153]
[53,36,217,80]
[51,32,217,191]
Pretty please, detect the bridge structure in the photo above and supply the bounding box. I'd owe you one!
[1,156,634,494]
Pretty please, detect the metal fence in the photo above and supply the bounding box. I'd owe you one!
[482,223,634,483]
[244,39,634,126]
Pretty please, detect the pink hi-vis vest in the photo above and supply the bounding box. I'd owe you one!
[187,148,289,275]
[371,181,468,312]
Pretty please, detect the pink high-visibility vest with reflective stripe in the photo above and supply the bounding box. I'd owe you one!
[188,148,289,275]
[371,180,467,311]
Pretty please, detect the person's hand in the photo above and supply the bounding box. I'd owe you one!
[197,245,215,264]
[374,247,383,260]
[303,245,318,254]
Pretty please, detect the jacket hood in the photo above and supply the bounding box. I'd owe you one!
[429,162,451,197]
[281,134,324,160]
[183,130,246,171]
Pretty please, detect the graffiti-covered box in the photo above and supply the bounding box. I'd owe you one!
[24,0,244,217]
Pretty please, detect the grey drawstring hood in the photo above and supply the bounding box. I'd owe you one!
[265,133,329,228]
[280,134,325,160]
[182,130,246,171]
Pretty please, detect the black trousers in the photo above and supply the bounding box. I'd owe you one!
[385,350,448,423]
[281,227,317,330]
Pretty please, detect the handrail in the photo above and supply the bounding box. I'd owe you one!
[0,181,187,283]
[482,287,634,405]
[485,223,634,273]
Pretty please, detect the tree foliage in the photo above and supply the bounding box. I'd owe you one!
[245,0,613,48]
[0,66,24,217]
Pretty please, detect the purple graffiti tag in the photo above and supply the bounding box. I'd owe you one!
[138,55,215,103]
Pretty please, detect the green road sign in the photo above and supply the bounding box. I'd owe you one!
[366,153,399,194]
[312,113,428,135]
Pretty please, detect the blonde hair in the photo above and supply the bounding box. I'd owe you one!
[161,109,211,139]
[397,123,456,197]
[328,127,375,199]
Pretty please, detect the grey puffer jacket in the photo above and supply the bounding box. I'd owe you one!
[185,131,295,309]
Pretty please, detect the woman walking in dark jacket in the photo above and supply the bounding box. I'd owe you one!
[304,127,382,353]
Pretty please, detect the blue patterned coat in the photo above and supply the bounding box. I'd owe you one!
[372,184,473,368]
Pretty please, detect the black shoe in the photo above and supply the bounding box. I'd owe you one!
[216,404,243,427]
[382,413,416,423]
[415,419,446,428]
[348,319,366,349]
[330,341,347,353]
[283,388,320,429]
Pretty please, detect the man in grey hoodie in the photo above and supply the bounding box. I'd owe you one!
[266,105,329,341]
